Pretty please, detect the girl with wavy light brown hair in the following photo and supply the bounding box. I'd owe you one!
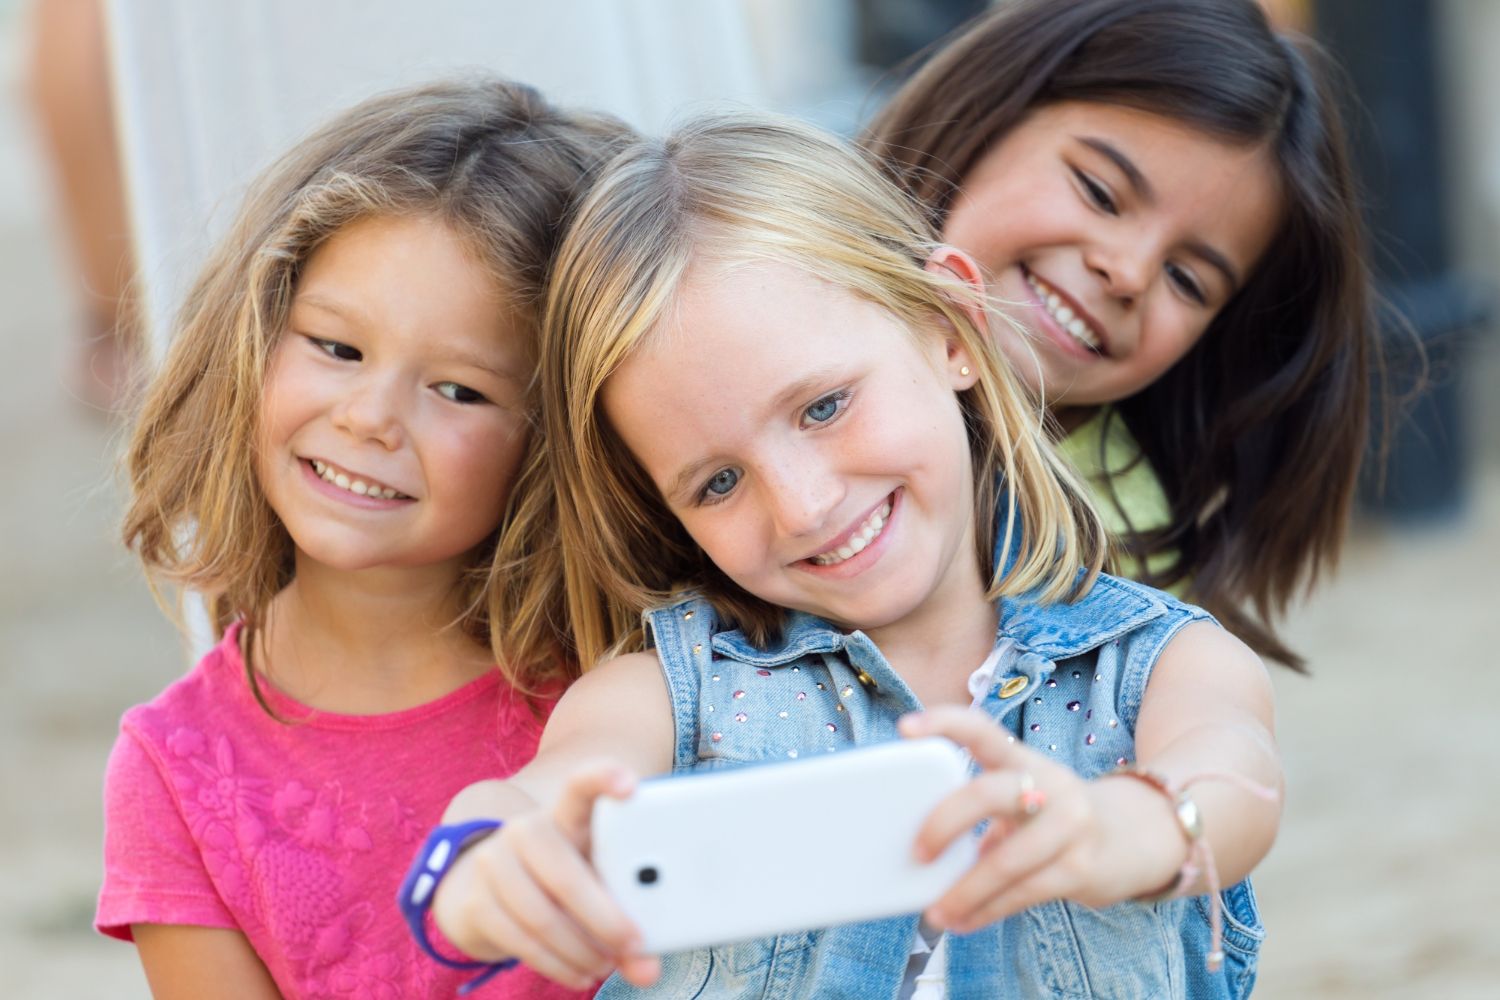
[96,78,629,999]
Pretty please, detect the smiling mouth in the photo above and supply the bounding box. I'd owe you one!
[808,497,893,566]
[1023,270,1106,354]
[307,458,411,500]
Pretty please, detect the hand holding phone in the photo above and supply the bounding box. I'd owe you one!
[591,737,977,953]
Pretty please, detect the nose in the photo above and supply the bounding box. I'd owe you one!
[1083,236,1155,305]
[332,375,404,450]
[759,450,843,541]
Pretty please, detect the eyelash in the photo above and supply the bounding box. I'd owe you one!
[1165,263,1207,305]
[693,389,853,506]
[311,336,361,361]
[800,388,851,428]
[307,336,489,404]
[1072,169,1118,215]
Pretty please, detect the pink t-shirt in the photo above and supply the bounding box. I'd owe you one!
[97,622,589,999]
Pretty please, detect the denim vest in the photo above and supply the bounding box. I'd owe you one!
[596,573,1264,1000]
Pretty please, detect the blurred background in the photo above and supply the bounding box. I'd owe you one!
[1,0,1494,996]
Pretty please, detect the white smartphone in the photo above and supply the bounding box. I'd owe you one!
[591,737,977,954]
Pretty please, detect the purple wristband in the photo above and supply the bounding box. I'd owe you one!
[398,819,517,994]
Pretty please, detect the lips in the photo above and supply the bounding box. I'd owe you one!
[306,458,411,500]
[1022,267,1109,356]
[807,494,894,566]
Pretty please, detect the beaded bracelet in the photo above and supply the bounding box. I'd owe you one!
[1112,766,1279,972]
[397,819,517,994]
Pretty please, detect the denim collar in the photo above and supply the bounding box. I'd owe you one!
[703,571,1164,667]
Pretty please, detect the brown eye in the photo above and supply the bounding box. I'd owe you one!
[1072,169,1118,215]
[436,382,487,404]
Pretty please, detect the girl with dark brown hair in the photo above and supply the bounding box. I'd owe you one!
[865,0,1375,670]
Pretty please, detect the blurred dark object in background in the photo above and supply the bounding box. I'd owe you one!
[855,0,986,75]
[1314,0,1490,524]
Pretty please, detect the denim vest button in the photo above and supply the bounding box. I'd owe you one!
[998,675,1027,698]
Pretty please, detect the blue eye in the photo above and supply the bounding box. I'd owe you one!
[802,390,850,427]
[703,468,740,499]
[436,381,487,404]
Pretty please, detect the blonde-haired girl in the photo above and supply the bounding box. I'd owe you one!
[426,112,1281,999]
[96,78,628,999]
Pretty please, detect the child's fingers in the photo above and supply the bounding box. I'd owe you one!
[942,864,1066,935]
[927,800,1078,931]
[910,768,1039,862]
[482,835,617,985]
[616,953,664,988]
[552,761,637,845]
[900,706,1032,772]
[515,819,643,957]
[465,879,602,991]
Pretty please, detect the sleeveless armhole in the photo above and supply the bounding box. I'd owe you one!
[642,601,711,773]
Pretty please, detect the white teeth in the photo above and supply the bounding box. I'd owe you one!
[1026,272,1103,352]
[810,499,893,566]
[311,460,404,500]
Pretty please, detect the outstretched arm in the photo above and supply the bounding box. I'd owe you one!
[431,650,675,988]
[903,620,1281,931]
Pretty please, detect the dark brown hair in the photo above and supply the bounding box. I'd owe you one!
[865,0,1375,669]
[123,78,632,697]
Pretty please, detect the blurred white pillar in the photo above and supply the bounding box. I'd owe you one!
[103,0,764,363]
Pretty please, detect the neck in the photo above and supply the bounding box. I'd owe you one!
[864,552,998,710]
[1053,404,1100,435]
[254,554,493,714]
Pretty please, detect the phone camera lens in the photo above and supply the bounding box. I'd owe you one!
[637,866,659,886]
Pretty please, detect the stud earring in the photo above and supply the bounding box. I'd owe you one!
[960,365,971,377]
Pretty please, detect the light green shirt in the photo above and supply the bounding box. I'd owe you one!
[1057,408,1183,592]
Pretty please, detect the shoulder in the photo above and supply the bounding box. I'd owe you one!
[119,629,252,743]
[1001,571,1209,661]
[548,650,669,734]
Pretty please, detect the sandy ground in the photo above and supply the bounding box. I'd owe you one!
[3,8,1498,999]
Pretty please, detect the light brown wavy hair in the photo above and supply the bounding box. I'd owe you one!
[122,78,631,696]
[542,112,1109,670]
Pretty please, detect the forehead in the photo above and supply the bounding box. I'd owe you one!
[600,261,923,474]
[292,214,522,355]
[974,100,1284,259]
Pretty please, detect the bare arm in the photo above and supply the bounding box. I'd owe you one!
[134,925,282,1000]
[1106,619,1283,892]
[432,650,675,989]
[906,620,1282,930]
[444,649,675,824]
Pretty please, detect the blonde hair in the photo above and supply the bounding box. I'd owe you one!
[123,78,630,694]
[543,111,1108,670]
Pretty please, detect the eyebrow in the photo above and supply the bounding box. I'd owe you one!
[1076,136,1243,290]
[663,364,849,504]
[293,295,527,382]
[1078,136,1153,201]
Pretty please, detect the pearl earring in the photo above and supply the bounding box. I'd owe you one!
[960,365,971,377]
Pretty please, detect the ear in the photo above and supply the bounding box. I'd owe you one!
[923,246,986,391]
